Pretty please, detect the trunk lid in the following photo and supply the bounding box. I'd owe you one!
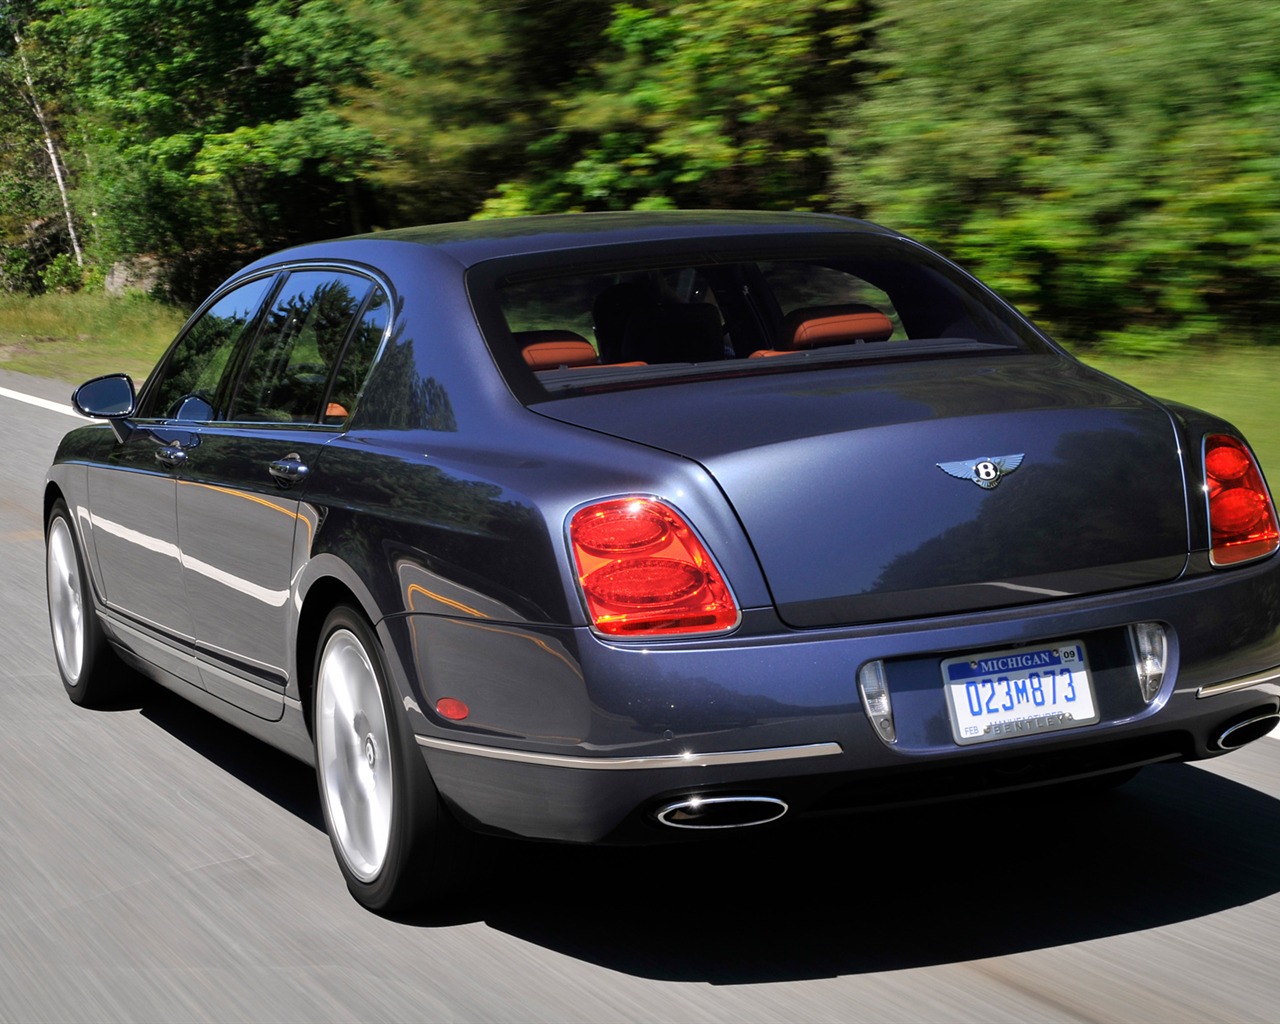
[534,354,1189,627]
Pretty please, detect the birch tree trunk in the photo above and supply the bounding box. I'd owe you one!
[10,27,83,266]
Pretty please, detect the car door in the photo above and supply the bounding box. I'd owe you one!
[83,275,278,683]
[176,269,389,719]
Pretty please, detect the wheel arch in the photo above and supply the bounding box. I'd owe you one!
[293,554,389,738]
[43,481,67,536]
[43,480,101,601]
[44,467,94,570]
[296,577,362,738]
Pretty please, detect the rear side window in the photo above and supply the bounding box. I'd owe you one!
[229,271,375,423]
[325,285,389,424]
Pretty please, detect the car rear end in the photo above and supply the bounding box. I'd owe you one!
[421,217,1280,842]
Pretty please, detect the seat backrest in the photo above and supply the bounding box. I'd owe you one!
[619,303,725,364]
[592,283,656,363]
[779,304,894,349]
[516,330,599,369]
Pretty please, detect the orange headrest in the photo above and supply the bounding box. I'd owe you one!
[516,330,600,369]
[780,304,894,349]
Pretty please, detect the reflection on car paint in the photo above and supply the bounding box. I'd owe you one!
[88,512,180,561]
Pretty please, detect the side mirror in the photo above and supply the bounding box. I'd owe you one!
[168,394,214,421]
[72,374,137,442]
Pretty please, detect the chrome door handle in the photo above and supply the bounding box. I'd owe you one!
[155,446,187,467]
[269,456,310,486]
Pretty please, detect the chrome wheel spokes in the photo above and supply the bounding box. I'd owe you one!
[316,628,394,883]
[47,517,85,683]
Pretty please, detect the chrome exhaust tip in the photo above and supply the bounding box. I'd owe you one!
[655,795,788,830]
[1214,710,1280,751]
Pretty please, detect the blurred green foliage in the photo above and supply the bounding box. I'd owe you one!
[832,0,1280,352]
[479,0,871,215]
[0,0,1276,356]
[34,0,385,260]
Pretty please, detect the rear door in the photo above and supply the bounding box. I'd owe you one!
[176,269,389,719]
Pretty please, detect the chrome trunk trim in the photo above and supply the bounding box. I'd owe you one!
[1197,665,1280,698]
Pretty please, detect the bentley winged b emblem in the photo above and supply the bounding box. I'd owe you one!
[937,453,1025,490]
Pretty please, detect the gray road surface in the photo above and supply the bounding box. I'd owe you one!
[3,368,1279,1023]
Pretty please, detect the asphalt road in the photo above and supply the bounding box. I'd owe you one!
[3,367,1280,1023]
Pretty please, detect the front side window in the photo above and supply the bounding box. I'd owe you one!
[143,276,276,420]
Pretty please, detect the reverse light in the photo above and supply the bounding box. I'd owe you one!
[857,660,897,744]
[1205,435,1279,566]
[568,498,739,637]
[1127,622,1168,704]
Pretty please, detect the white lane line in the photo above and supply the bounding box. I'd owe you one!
[0,386,86,419]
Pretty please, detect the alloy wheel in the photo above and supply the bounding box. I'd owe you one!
[315,627,395,882]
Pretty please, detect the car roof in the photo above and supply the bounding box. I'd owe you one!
[249,211,899,273]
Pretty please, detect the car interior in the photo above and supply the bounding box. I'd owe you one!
[495,251,1036,392]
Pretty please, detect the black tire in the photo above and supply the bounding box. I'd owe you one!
[45,498,124,707]
[312,605,472,914]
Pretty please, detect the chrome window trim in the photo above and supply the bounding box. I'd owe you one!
[415,737,843,770]
[137,259,396,426]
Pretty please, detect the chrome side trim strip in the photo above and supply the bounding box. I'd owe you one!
[1198,665,1280,699]
[414,737,843,771]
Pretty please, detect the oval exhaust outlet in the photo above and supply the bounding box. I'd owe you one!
[655,795,788,829]
[1215,711,1280,751]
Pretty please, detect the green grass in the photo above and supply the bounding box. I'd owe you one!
[1077,347,1280,480]
[0,292,186,385]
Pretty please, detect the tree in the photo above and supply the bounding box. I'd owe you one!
[0,0,81,289]
[192,0,385,236]
[338,0,614,223]
[480,0,873,216]
[40,0,267,257]
[831,0,1280,350]
[39,0,388,281]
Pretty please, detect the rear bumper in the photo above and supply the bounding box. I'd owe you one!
[405,554,1280,843]
[421,688,1277,844]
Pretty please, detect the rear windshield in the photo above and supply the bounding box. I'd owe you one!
[474,234,1052,400]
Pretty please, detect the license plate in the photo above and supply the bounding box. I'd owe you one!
[941,640,1099,746]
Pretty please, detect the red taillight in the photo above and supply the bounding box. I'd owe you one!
[1205,434,1279,566]
[569,498,739,636]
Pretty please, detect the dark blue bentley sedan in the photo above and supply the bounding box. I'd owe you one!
[45,212,1280,912]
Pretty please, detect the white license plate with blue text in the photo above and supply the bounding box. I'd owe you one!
[942,640,1099,746]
